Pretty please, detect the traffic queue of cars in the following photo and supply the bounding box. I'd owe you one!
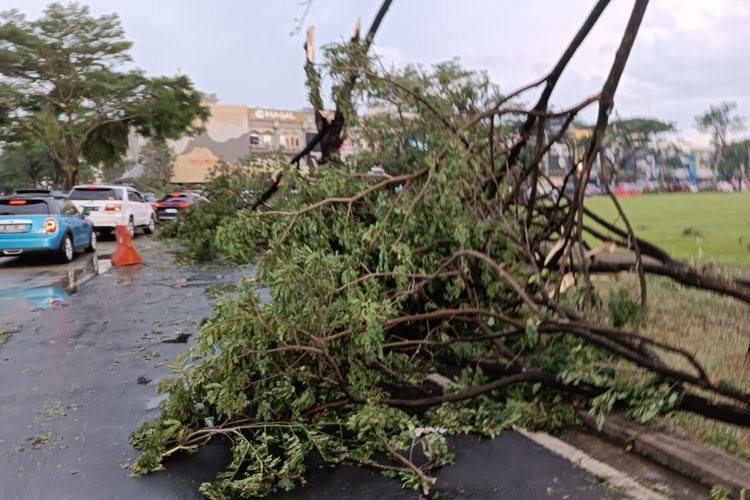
[0,184,203,264]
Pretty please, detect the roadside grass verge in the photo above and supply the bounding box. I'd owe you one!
[585,192,750,266]
[595,273,750,460]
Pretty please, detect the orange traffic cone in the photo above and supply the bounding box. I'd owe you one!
[111,224,143,266]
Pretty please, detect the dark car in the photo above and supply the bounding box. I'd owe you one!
[154,192,205,221]
[141,192,159,205]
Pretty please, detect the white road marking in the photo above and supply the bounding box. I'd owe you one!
[514,426,666,500]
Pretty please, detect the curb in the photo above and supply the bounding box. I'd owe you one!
[577,411,750,497]
[515,427,667,500]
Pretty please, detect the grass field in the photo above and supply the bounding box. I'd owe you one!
[585,192,750,266]
[595,274,750,461]
[583,192,750,461]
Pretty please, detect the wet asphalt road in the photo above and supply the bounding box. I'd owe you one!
[275,431,615,499]
[0,237,619,499]
[0,239,115,330]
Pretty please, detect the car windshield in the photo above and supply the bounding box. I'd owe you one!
[69,187,123,201]
[0,199,50,215]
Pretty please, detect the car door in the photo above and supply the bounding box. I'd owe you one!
[137,191,152,223]
[137,191,151,223]
[126,190,142,225]
[130,191,149,225]
[58,199,85,247]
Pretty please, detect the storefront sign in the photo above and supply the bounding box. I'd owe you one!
[250,108,303,122]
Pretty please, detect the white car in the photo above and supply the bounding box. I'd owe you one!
[69,184,156,236]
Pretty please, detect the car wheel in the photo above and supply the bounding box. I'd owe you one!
[86,229,97,253]
[56,233,74,263]
[128,217,135,237]
[143,215,156,235]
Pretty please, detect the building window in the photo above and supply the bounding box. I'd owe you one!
[262,133,273,147]
[249,132,259,145]
[281,135,300,150]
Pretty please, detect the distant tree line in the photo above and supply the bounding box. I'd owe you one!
[563,101,747,185]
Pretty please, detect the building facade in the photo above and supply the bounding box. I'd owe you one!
[169,95,319,184]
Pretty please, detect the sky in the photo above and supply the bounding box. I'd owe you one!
[4,0,750,147]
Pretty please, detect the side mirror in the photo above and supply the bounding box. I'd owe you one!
[81,208,91,217]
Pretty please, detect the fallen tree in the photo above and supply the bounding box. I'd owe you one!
[133,1,750,497]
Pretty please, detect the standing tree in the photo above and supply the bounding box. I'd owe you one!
[0,2,209,189]
[137,139,175,191]
[720,139,750,180]
[695,101,745,180]
[604,116,675,181]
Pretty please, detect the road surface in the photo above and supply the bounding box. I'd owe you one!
[0,239,115,330]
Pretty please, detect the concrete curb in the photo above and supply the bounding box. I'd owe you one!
[515,427,667,500]
[578,411,750,497]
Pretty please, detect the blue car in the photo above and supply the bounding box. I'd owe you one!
[0,196,96,263]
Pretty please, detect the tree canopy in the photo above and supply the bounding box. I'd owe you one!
[0,2,209,189]
[571,116,675,182]
[720,139,750,178]
[609,117,675,146]
[0,138,56,193]
[135,139,175,192]
[695,101,746,176]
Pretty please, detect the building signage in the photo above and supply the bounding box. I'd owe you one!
[189,158,219,166]
[251,108,301,122]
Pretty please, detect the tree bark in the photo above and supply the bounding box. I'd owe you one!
[28,159,43,186]
[712,141,724,182]
[52,159,65,187]
[62,156,80,190]
[587,257,750,304]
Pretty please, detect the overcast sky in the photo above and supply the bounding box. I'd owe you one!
[5,0,750,146]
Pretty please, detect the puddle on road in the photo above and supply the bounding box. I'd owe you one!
[0,254,113,313]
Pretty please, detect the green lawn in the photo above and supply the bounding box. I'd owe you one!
[596,274,750,461]
[584,194,750,461]
[585,192,750,266]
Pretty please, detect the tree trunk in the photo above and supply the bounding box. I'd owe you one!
[51,159,63,187]
[712,144,724,182]
[28,159,42,187]
[62,156,80,190]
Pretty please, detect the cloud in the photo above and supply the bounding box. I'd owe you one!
[372,45,409,70]
[608,2,750,143]
[5,0,748,146]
